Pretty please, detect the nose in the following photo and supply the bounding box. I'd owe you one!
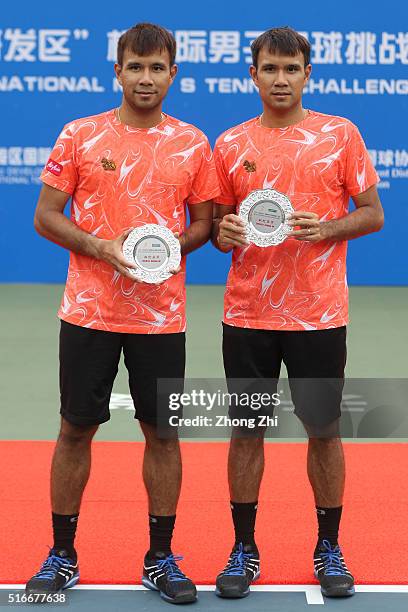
[274,69,289,86]
[139,67,154,85]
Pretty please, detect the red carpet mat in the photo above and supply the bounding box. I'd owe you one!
[1,441,407,584]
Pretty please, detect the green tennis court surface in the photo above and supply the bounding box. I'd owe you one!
[1,285,407,441]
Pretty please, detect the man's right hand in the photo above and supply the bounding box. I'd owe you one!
[218,214,249,249]
[94,229,139,280]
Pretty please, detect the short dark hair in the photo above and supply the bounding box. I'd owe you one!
[117,23,176,67]
[251,27,311,68]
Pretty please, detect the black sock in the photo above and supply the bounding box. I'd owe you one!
[315,505,342,550]
[230,501,258,552]
[148,514,176,557]
[52,512,78,561]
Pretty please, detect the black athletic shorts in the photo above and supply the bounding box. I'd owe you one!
[222,323,347,429]
[59,320,185,427]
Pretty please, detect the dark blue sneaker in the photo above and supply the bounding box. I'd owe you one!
[314,539,355,597]
[26,548,79,594]
[142,552,197,604]
[215,543,260,598]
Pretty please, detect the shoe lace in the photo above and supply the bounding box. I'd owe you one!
[320,539,345,576]
[223,543,252,576]
[35,555,72,580]
[157,554,187,582]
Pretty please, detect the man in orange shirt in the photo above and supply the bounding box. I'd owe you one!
[212,27,384,599]
[26,23,219,605]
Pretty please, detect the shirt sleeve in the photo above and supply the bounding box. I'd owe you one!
[187,137,221,204]
[213,140,237,206]
[343,123,379,196]
[40,123,79,195]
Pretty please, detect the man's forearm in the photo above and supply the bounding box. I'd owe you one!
[321,206,384,241]
[179,219,212,256]
[35,209,102,259]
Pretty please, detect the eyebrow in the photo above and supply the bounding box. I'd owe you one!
[125,60,167,68]
[261,62,301,68]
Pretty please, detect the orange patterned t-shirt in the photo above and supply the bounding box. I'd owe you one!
[41,109,220,333]
[214,111,379,331]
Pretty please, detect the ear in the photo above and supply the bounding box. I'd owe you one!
[114,63,122,85]
[304,63,312,85]
[169,63,178,83]
[249,64,258,87]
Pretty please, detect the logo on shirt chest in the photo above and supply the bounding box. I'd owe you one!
[101,158,116,171]
[243,159,256,173]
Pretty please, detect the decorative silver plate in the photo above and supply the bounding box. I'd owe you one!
[238,188,294,247]
[122,224,181,284]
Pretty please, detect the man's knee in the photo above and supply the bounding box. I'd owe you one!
[57,418,98,446]
[141,421,180,454]
[303,418,341,441]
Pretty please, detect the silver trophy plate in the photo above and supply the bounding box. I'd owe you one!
[122,224,181,284]
[239,189,294,247]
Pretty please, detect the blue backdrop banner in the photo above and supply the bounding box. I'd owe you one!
[1,0,407,284]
